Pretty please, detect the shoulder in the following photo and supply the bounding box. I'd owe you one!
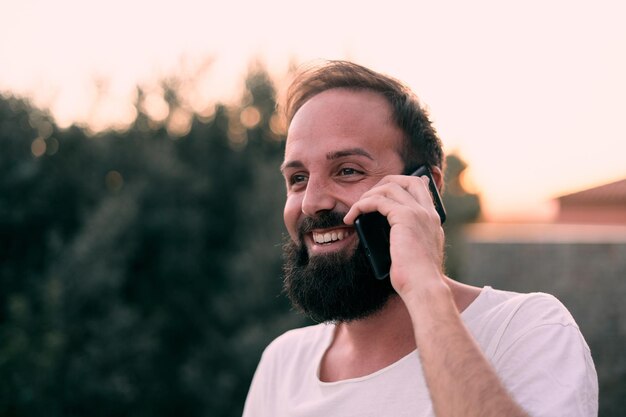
[260,323,334,368]
[473,289,598,416]
[467,287,577,329]
[244,324,334,416]
[464,287,588,358]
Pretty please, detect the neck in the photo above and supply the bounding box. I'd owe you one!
[318,277,482,382]
[319,295,415,382]
[336,295,416,356]
[334,277,480,347]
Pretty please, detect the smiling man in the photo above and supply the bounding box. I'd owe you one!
[243,61,598,417]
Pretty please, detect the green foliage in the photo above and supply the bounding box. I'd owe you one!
[0,67,305,417]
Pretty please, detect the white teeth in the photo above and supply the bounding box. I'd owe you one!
[313,229,349,244]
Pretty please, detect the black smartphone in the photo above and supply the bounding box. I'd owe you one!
[354,165,446,280]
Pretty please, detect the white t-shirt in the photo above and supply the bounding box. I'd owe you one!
[243,287,598,417]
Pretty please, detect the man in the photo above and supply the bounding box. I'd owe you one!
[243,61,598,417]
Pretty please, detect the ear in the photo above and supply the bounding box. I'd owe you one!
[429,165,445,192]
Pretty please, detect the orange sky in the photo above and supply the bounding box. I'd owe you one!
[1,0,624,222]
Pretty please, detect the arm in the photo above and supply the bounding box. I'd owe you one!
[345,173,530,417]
[405,281,529,417]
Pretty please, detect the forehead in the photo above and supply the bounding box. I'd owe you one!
[284,88,404,164]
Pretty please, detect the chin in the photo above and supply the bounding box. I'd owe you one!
[282,235,396,324]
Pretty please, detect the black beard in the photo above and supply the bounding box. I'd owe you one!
[282,211,396,323]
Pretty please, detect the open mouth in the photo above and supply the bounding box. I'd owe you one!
[312,228,353,244]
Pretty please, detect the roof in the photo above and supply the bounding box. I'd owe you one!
[558,178,626,206]
[464,223,626,244]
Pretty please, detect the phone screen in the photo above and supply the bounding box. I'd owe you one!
[354,166,446,280]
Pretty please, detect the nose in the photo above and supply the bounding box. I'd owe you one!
[301,177,337,217]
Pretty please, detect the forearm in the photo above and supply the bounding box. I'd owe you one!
[405,283,530,417]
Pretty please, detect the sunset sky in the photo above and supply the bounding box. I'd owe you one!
[1,0,624,221]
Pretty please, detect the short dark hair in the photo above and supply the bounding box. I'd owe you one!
[284,60,444,170]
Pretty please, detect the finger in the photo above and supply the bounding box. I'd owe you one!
[344,179,416,224]
[357,181,420,208]
[345,176,432,225]
[411,176,440,215]
[372,173,434,202]
[344,192,430,226]
[343,196,394,225]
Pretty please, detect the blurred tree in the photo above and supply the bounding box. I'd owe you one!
[441,153,481,280]
[0,64,304,417]
[0,96,93,416]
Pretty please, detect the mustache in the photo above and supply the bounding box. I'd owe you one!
[298,211,348,238]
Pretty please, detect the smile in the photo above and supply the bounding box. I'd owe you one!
[312,228,352,244]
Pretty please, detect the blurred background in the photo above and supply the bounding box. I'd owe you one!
[1,1,624,416]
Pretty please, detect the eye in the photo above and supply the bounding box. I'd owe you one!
[292,174,307,183]
[288,173,308,187]
[338,167,363,177]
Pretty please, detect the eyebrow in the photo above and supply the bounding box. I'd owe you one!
[280,147,374,173]
[327,148,374,161]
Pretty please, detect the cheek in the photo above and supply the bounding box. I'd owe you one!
[283,196,301,241]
